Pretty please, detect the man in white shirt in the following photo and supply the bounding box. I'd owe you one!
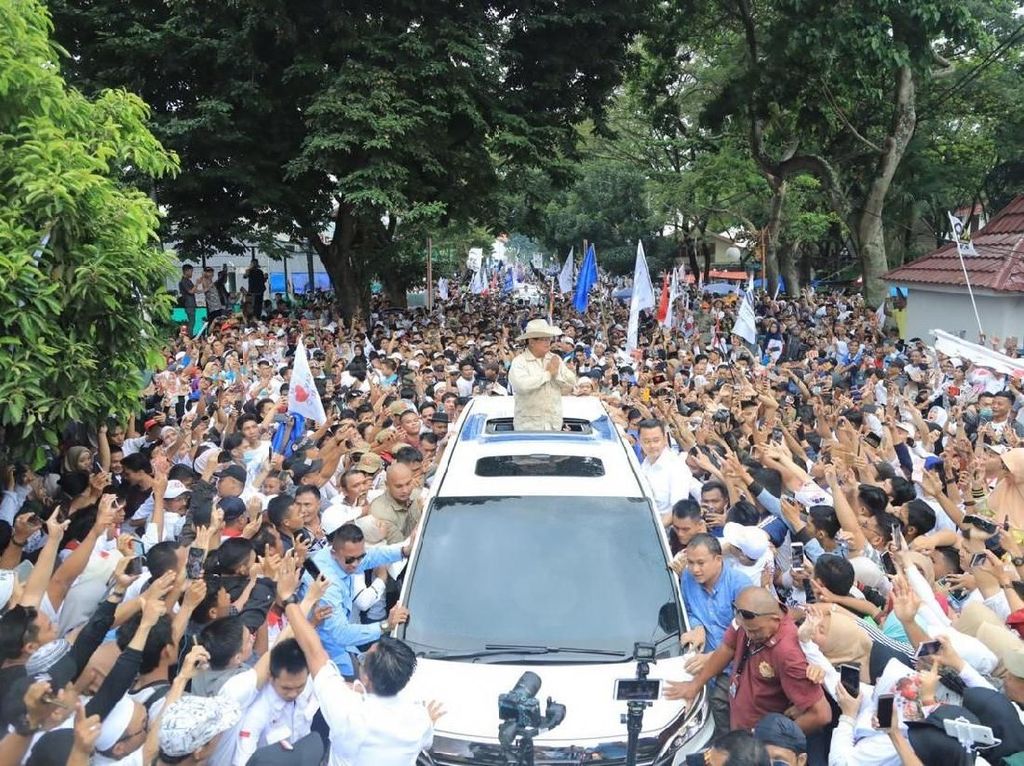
[281,580,443,766]
[234,638,319,765]
[638,418,697,524]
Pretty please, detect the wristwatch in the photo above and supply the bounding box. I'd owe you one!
[1012,556,1024,568]
[281,594,302,608]
[380,620,391,634]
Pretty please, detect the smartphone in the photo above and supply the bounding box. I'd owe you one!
[964,515,999,535]
[613,678,663,702]
[185,546,205,580]
[877,693,895,728]
[970,552,989,569]
[838,663,860,697]
[125,557,144,577]
[881,551,898,576]
[915,640,942,660]
[791,542,805,571]
[302,557,322,580]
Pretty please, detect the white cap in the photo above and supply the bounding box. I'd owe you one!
[722,522,769,561]
[163,480,189,499]
[322,502,362,537]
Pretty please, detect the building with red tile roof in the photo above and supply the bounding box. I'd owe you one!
[884,196,1024,341]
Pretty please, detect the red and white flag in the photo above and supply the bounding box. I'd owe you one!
[288,338,327,425]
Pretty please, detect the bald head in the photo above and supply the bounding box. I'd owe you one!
[736,586,781,615]
[385,462,415,504]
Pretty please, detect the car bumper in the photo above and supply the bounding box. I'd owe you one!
[417,692,713,766]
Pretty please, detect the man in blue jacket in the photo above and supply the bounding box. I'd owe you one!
[302,522,415,678]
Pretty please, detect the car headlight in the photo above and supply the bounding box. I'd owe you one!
[657,698,708,762]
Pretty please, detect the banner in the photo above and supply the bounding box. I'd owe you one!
[947,211,978,257]
[932,330,1024,376]
[733,289,758,346]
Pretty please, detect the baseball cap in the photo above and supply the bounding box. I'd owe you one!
[163,479,190,500]
[216,496,247,522]
[322,503,362,537]
[290,459,324,481]
[722,522,769,561]
[753,712,807,754]
[217,464,247,485]
[430,412,449,424]
[387,401,412,417]
[356,453,383,474]
[159,694,241,757]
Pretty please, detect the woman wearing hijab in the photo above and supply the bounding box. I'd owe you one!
[990,448,1024,532]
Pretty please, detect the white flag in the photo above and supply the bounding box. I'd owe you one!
[733,291,758,346]
[874,300,885,326]
[947,211,978,257]
[288,339,327,425]
[558,248,575,294]
[437,277,449,301]
[470,268,486,295]
[626,240,656,351]
[660,268,680,330]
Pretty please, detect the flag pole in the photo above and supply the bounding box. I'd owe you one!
[956,243,984,337]
[426,236,433,311]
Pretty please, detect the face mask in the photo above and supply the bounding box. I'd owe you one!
[980,407,993,419]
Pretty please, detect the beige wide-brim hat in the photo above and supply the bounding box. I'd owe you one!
[516,318,562,341]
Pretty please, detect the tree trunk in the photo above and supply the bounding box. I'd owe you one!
[381,270,408,308]
[855,64,917,307]
[312,204,371,322]
[764,180,787,295]
[779,241,800,296]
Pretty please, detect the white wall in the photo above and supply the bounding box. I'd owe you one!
[898,285,1024,340]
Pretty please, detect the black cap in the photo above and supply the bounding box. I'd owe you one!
[244,732,325,765]
[430,412,449,424]
[290,459,324,481]
[217,464,247,485]
[217,496,247,521]
[753,712,807,754]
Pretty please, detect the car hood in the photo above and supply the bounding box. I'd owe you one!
[403,655,695,746]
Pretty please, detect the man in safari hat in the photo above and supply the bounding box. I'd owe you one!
[508,318,577,430]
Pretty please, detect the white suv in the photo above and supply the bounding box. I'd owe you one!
[400,396,713,765]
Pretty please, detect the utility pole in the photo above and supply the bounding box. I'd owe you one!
[426,236,433,310]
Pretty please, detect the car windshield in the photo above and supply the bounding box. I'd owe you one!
[402,496,682,659]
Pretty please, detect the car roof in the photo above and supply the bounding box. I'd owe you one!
[432,396,646,498]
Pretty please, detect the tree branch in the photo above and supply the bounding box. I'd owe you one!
[822,83,883,153]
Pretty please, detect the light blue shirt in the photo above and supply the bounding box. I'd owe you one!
[681,562,752,653]
[302,543,405,675]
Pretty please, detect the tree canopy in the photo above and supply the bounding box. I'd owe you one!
[0,0,178,464]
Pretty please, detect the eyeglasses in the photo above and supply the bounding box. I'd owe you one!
[733,603,775,621]
[344,553,367,565]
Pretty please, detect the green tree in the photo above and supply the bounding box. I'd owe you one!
[50,0,653,318]
[0,0,178,465]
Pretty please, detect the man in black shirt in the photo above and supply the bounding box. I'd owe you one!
[246,259,267,320]
[177,264,197,337]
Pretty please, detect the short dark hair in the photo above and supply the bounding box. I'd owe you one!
[145,541,181,579]
[294,484,321,501]
[339,469,364,492]
[363,637,416,696]
[814,554,855,596]
[687,533,722,556]
[994,390,1015,405]
[808,505,841,538]
[933,546,962,575]
[0,606,38,661]
[332,523,364,548]
[198,616,245,670]
[875,511,903,545]
[267,494,295,528]
[905,499,936,538]
[269,638,308,678]
[889,476,916,506]
[709,729,770,765]
[205,538,253,576]
[636,418,665,434]
[393,446,423,465]
[701,480,728,499]
[726,500,759,527]
[857,485,888,515]
[116,614,174,674]
[121,453,152,474]
[167,464,195,483]
[671,499,702,522]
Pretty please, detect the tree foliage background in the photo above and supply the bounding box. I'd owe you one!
[0,0,178,465]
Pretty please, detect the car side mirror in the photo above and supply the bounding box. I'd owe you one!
[658,601,680,634]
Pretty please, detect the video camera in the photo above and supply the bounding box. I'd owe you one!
[497,672,565,762]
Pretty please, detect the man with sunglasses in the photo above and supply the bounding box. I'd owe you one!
[302,522,415,679]
[665,586,831,735]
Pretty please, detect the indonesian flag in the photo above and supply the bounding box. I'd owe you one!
[656,273,671,325]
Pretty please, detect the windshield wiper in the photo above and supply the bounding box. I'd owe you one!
[420,643,629,661]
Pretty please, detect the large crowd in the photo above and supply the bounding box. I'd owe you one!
[1,261,1024,766]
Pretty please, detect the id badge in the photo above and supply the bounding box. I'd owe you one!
[729,676,738,698]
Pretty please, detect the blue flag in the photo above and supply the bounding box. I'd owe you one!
[573,244,597,313]
[503,268,515,293]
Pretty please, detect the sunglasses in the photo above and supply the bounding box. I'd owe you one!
[733,603,775,621]
[344,553,367,565]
